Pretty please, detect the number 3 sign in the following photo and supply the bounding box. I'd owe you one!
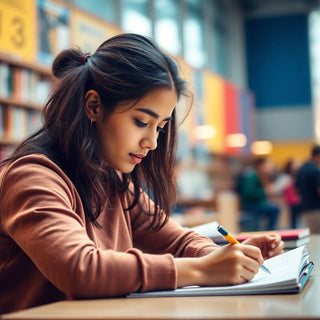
[0,0,36,61]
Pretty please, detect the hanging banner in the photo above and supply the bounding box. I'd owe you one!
[240,90,256,155]
[203,71,225,153]
[37,0,70,65]
[71,10,121,54]
[224,81,241,155]
[0,0,36,61]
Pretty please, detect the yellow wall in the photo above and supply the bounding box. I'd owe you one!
[270,140,315,168]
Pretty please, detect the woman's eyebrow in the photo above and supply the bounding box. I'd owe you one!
[136,108,173,121]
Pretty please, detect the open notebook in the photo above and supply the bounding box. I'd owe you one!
[129,246,313,297]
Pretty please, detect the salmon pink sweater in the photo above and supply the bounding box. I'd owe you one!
[0,154,218,314]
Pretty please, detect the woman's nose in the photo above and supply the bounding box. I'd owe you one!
[140,133,158,150]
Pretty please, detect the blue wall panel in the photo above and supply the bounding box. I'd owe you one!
[245,14,311,108]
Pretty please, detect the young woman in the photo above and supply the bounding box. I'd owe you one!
[0,33,284,314]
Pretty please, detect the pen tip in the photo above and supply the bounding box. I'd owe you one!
[261,265,271,274]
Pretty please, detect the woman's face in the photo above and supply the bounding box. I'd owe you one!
[95,87,178,173]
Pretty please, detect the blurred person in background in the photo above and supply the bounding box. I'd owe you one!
[295,145,320,233]
[282,159,301,229]
[238,157,280,231]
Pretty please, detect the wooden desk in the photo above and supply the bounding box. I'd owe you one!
[2,236,320,320]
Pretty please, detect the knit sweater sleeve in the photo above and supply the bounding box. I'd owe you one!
[129,192,219,259]
[0,155,176,298]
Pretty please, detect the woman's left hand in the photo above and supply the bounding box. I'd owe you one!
[242,233,285,259]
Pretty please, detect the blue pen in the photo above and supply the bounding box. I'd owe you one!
[217,225,271,274]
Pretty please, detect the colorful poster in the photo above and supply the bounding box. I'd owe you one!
[224,81,240,155]
[37,0,70,65]
[240,90,256,154]
[203,71,225,153]
[71,10,121,53]
[0,0,36,61]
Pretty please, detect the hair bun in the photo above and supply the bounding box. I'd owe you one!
[52,48,86,78]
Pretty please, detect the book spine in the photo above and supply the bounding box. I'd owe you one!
[0,62,12,98]
[0,103,4,138]
[12,106,27,140]
[26,109,42,135]
[4,105,13,140]
[12,68,23,101]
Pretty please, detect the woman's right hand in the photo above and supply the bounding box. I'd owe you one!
[174,244,263,288]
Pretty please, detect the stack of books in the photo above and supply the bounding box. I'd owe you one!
[236,228,310,249]
[190,221,310,249]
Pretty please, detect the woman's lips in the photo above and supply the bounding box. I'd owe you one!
[129,153,145,164]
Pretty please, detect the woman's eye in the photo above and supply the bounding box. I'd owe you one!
[135,119,147,128]
[135,118,166,133]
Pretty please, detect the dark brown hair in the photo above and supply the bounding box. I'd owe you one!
[1,33,188,229]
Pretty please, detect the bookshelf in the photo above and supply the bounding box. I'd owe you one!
[0,53,52,161]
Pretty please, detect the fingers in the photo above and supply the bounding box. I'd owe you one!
[236,252,261,283]
[227,266,255,285]
[196,244,263,287]
[267,237,285,258]
[242,233,285,259]
[262,234,285,258]
[221,244,262,284]
[241,266,258,283]
[241,243,264,266]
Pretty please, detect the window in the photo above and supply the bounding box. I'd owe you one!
[121,0,151,37]
[213,1,228,76]
[183,0,206,69]
[75,0,116,22]
[154,0,181,55]
[207,0,228,76]
[309,10,320,141]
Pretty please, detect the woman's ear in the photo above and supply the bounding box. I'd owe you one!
[85,90,102,122]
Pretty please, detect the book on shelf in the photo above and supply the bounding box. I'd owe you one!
[12,106,27,140]
[0,62,13,98]
[26,109,42,135]
[11,67,23,101]
[11,67,51,105]
[4,105,28,141]
[189,221,310,249]
[0,104,4,138]
[128,245,313,297]
[0,64,50,106]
